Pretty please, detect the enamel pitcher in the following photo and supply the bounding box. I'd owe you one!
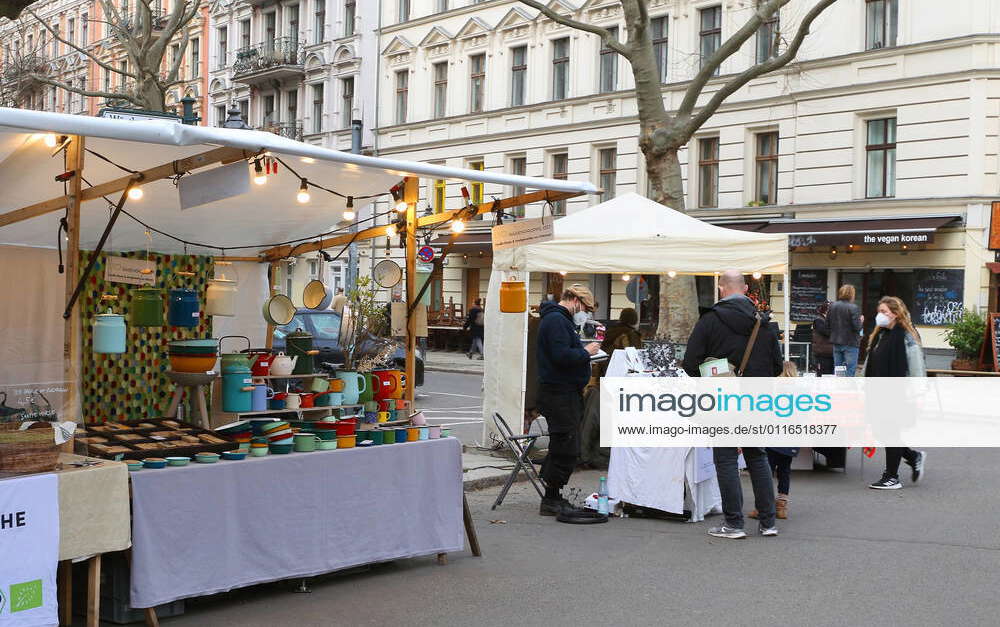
[336,371,367,405]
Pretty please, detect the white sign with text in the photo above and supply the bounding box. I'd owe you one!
[104,256,156,286]
[491,217,554,251]
[0,473,59,626]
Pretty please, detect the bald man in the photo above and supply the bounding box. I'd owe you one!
[682,269,783,538]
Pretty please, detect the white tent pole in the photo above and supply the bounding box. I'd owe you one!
[783,272,791,361]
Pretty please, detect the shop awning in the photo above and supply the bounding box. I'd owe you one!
[720,215,961,247]
[0,108,596,255]
[429,230,492,257]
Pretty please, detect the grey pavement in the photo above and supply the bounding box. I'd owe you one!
[425,349,485,375]
[150,446,999,627]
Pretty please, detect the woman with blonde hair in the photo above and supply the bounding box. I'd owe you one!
[864,296,927,489]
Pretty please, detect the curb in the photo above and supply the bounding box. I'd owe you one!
[463,471,523,492]
[426,366,484,375]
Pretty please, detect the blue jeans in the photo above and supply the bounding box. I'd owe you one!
[713,447,776,529]
[833,344,859,376]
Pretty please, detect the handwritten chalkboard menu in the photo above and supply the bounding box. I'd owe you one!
[992,314,1000,372]
[913,269,964,326]
[790,270,828,321]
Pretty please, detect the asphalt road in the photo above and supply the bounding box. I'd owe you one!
[156,445,999,627]
[414,371,485,447]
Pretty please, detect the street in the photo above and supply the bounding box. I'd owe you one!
[414,370,485,447]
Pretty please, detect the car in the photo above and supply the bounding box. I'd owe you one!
[272,308,425,387]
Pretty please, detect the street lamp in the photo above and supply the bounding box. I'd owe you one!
[222,104,251,130]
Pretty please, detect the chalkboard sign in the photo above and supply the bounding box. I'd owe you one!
[790,269,828,322]
[992,314,1000,372]
[913,269,964,326]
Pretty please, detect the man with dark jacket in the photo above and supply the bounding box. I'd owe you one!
[464,298,485,359]
[681,270,782,539]
[536,284,600,516]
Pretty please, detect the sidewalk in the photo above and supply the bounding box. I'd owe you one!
[426,350,485,375]
[461,446,517,492]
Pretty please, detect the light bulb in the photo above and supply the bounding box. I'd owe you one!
[44,133,57,147]
[559,271,567,276]
[128,186,143,200]
[622,273,631,282]
[667,270,677,278]
[395,201,408,213]
[253,160,266,185]
[752,271,763,280]
[451,220,465,234]
[386,223,397,238]
[300,157,315,164]
[297,179,310,204]
[343,209,356,221]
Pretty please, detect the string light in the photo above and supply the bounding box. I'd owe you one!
[386,223,397,238]
[128,186,143,200]
[451,219,466,234]
[559,271,567,276]
[752,271,763,280]
[667,271,677,278]
[253,160,267,185]
[343,196,356,221]
[43,133,57,147]
[389,182,407,213]
[297,179,311,204]
[622,273,631,282]
[301,157,315,164]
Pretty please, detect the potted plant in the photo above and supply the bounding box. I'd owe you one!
[943,309,986,371]
[336,277,390,404]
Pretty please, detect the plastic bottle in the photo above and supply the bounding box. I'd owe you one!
[598,476,609,515]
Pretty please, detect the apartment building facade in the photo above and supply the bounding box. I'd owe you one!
[374,0,1000,349]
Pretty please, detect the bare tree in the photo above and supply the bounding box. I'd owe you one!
[20,0,200,112]
[519,0,839,339]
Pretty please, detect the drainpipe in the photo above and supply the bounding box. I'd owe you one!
[348,118,363,291]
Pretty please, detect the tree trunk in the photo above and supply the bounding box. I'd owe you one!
[138,77,166,112]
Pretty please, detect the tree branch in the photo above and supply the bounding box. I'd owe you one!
[516,0,631,60]
[27,73,140,104]
[677,0,789,119]
[682,0,839,136]
[163,26,189,84]
[24,7,136,78]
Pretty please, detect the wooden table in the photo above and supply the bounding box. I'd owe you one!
[927,369,1000,376]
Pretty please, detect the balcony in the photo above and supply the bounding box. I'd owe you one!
[113,9,168,40]
[232,37,304,84]
[242,0,277,6]
[257,122,304,142]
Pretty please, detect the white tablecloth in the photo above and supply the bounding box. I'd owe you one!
[129,438,464,608]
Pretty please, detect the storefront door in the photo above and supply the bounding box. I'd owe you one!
[839,269,916,353]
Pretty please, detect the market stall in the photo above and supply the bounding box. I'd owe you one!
[0,107,596,624]
[481,193,789,518]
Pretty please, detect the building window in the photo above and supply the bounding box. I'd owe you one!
[81,15,88,45]
[434,178,446,213]
[599,26,619,93]
[697,137,719,208]
[78,77,87,111]
[469,53,485,113]
[433,62,447,118]
[754,132,779,205]
[288,5,300,45]
[437,0,448,12]
[397,0,409,23]
[598,147,617,202]
[551,152,568,215]
[217,27,228,69]
[699,6,721,75]
[215,104,226,127]
[395,70,408,124]
[190,37,200,78]
[264,94,276,125]
[509,156,526,217]
[651,16,668,83]
[52,26,59,57]
[67,18,75,45]
[510,45,527,107]
[344,0,355,37]
[866,0,897,50]
[756,6,779,63]
[265,12,277,46]
[314,1,325,43]
[239,99,249,123]
[286,89,298,125]
[552,37,569,100]
[469,160,484,206]
[313,83,325,133]
[240,19,251,48]
[103,67,110,93]
[340,77,352,128]
[866,117,896,198]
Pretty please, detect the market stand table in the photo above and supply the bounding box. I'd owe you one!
[128,437,465,615]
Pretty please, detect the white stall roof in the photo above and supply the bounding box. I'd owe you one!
[0,108,596,255]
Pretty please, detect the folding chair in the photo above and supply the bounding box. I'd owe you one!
[491,412,547,510]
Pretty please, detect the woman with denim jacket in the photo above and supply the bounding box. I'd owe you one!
[863,296,927,490]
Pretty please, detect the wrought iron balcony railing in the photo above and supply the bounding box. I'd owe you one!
[256,122,304,142]
[232,37,304,77]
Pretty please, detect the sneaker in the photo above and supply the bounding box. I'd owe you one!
[908,450,926,484]
[759,525,779,537]
[869,475,902,490]
[707,525,747,539]
[539,497,571,517]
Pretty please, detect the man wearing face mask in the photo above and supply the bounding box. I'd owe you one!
[536,284,601,516]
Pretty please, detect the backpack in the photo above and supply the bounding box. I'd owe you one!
[474,309,484,326]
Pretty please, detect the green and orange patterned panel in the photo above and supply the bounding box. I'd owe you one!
[80,251,213,423]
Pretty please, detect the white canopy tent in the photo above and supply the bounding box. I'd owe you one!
[0,107,595,253]
[482,193,790,438]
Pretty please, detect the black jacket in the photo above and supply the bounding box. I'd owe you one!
[537,301,591,390]
[464,306,484,338]
[828,300,862,346]
[682,295,783,377]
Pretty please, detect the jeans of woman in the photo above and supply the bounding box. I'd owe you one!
[767,449,793,495]
[832,344,860,376]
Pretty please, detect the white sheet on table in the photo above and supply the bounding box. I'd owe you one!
[607,447,688,515]
[0,472,59,626]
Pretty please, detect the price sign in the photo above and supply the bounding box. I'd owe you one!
[417,246,435,262]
